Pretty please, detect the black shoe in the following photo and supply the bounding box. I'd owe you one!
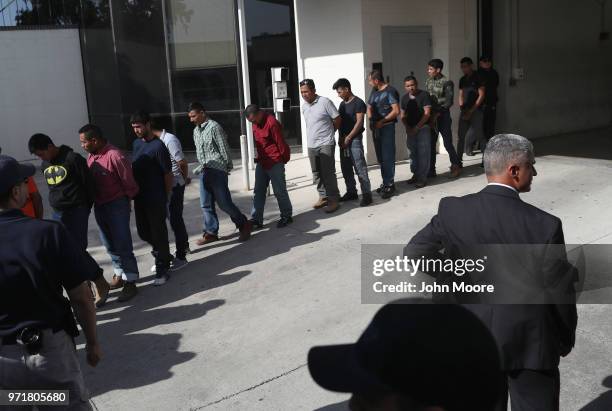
[375,184,385,194]
[360,193,373,207]
[415,180,427,189]
[427,171,437,178]
[277,216,293,228]
[340,192,359,202]
[380,185,396,199]
[248,218,264,229]
[406,176,418,184]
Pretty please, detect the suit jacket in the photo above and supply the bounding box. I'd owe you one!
[406,184,578,370]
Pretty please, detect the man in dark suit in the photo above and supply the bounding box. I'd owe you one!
[406,134,578,411]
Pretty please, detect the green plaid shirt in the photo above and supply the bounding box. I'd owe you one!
[193,119,233,174]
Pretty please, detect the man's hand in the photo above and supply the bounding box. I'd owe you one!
[86,342,102,367]
[375,119,386,129]
[341,136,352,148]
[185,177,192,185]
[406,126,418,137]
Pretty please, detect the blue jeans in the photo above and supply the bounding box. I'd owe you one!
[373,124,396,186]
[199,168,247,236]
[251,163,292,224]
[52,206,90,252]
[94,197,139,282]
[407,125,432,182]
[340,137,371,195]
[169,184,189,259]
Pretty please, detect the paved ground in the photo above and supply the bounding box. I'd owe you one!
[30,128,612,410]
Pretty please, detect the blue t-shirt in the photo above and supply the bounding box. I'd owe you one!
[368,85,400,123]
[132,138,172,202]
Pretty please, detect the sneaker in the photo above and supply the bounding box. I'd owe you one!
[196,233,219,246]
[339,192,358,202]
[380,185,396,199]
[109,274,124,290]
[117,282,137,302]
[239,220,253,241]
[277,216,293,228]
[375,184,385,194]
[324,200,340,214]
[360,193,373,207]
[169,258,188,272]
[313,197,328,209]
[249,218,264,229]
[153,274,169,286]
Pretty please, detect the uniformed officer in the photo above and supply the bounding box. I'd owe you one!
[0,154,102,410]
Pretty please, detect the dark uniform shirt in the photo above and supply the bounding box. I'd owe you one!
[132,138,172,203]
[0,209,100,338]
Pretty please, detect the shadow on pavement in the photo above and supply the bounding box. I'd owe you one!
[314,400,350,411]
[579,375,612,410]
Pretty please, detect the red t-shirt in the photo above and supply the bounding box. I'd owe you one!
[252,113,290,170]
[20,177,38,218]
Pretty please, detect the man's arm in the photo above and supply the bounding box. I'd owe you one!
[442,80,454,109]
[332,116,342,131]
[343,112,366,147]
[473,86,486,110]
[416,106,432,129]
[68,283,101,367]
[212,125,233,172]
[74,154,96,206]
[111,152,139,198]
[459,87,465,108]
[270,122,291,163]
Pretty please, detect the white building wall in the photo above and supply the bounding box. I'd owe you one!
[293,0,366,157]
[0,29,89,161]
[360,0,478,163]
[493,0,612,138]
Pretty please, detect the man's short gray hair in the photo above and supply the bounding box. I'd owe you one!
[483,134,534,176]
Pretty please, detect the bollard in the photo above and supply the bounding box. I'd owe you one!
[240,134,250,190]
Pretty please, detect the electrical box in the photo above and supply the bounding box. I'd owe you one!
[272,67,289,82]
[512,67,525,80]
[274,99,290,113]
[273,82,288,99]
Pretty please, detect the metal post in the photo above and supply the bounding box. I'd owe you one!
[240,135,250,190]
[237,0,255,170]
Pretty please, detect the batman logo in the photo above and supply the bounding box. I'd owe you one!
[44,165,68,185]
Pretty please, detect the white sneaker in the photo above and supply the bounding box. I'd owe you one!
[153,274,169,286]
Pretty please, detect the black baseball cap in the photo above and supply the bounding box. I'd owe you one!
[308,300,502,411]
[0,155,35,194]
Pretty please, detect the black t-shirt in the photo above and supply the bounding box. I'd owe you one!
[132,137,172,203]
[0,209,101,337]
[459,72,485,110]
[41,145,95,211]
[478,68,499,105]
[400,90,432,127]
[339,96,367,138]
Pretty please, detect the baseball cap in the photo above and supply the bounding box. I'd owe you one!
[0,155,36,194]
[307,300,502,411]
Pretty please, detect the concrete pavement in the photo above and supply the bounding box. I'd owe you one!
[29,128,612,410]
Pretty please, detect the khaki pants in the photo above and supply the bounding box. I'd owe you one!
[0,330,91,411]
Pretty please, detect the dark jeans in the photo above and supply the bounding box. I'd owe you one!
[251,162,292,224]
[169,184,189,260]
[340,137,371,195]
[52,206,90,252]
[483,104,497,141]
[94,197,139,282]
[496,368,560,411]
[432,108,461,169]
[134,199,172,275]
[308,144,340,202]
[372,124,396,186]
[458,109,485,163]
[407,125,431,182]
[199,168,248,236]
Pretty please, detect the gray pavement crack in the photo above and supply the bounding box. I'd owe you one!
[191,363,308,410]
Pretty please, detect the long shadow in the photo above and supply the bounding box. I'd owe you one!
[314,400,350,411]
[579,375,612,410]
[532,127,612,161]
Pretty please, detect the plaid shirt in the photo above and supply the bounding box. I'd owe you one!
[193,119,233,174]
